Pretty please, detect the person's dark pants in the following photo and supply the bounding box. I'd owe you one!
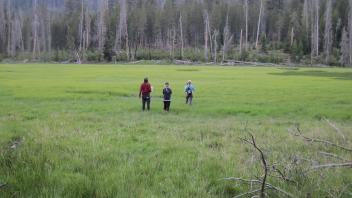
[164,101,171,111]
[186,94,193,105]
[142,95,150,111]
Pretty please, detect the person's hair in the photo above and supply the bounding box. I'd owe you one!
[144,78,148,83]
[165,82,169,85]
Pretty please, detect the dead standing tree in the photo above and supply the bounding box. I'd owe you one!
[78,0,91,62]
[256,0,264,49]
[179,13,184,60]
[97,0,108,53]
[244,0,249,51]
[78,0,84,53]
[114,0,129,61]
[83,5,91,52]
[222,13,233,63]
[340,27,350,66]
[324,0,333,64]
[9,12,24,56]
[203,10,210,62]
[311,0,320,64]
[212,30,219,63]
[349,0,352,64]
[32,0,40,59]
[0,1,5,50]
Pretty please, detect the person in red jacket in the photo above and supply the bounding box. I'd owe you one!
[139,77,152,111]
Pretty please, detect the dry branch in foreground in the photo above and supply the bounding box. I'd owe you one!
[310,162,352,170]
[295,127,352,152]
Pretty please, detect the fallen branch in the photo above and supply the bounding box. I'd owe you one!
[265,183,296,198]
[222,177,262,184]
[271,166,297,184]
[174,60,194,65]
[222,177,296,198]
[129,60,143,64]
[233,188,263,198]
[295,127,352,152]
[310,162,352,170]
[324,118,346,141]
[318,151,346,161]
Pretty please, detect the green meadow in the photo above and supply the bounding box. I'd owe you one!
[0,64,351,197]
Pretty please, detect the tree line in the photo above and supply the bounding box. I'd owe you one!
[0,0,351,66]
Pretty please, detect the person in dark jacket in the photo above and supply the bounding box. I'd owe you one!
[162,82,172,112]
[139,77,152,111]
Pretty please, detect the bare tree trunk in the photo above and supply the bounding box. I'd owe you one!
[303,0,310,30]
[324,0,332,64]
[349,0,352,64]
[303,0,310,43]
[208,16,213,59]
[256,0,263,49]
[47,14,52,54]
[213,30,219,63]
[9,12,24,56]
[6,0,12,56]
[203,10,209,61]
[115,0,129,60]
[79,0,84,52]
[0,1,5,50]
[244,0,249,50]
[290,27,294,47]
[97,0,108,52]
[222,13,233,63]
[84,7,91,51]
[172,26,176,59]
[315,0,319,57]
[340,28,350,66]
[168,28,173,58]
[179,13,184,60]
[240,29,243,56]
[311,0,320,63]
[32,0,40,59]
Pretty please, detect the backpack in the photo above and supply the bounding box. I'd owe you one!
[186,85,193,94]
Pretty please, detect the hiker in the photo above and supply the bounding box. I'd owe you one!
[139,77,152,111]
[184,80,195,105]
[162,82,173,112]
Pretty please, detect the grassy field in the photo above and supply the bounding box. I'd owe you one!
[0,64,351,197]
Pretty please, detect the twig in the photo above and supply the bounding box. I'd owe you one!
[324,118,346,141]
[265,183,297,198]
[233,188,263,198]
[222,177,262,185]
[337,184,350,198]
[223,177,296,198]
[241,133,268,198]
[318,151,346,161]
[310,162,352,170]
[271,166,297,184]
[295,127,352,152]
[251,134,268,198]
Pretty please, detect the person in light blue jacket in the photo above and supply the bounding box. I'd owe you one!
[184,80,195,105]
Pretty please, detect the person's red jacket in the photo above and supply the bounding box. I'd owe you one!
[139,83,152,97]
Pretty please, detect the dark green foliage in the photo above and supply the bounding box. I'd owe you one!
[261,34,268,53]
[291,41,304,63]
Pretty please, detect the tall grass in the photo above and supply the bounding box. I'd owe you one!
[0,64,351,197]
